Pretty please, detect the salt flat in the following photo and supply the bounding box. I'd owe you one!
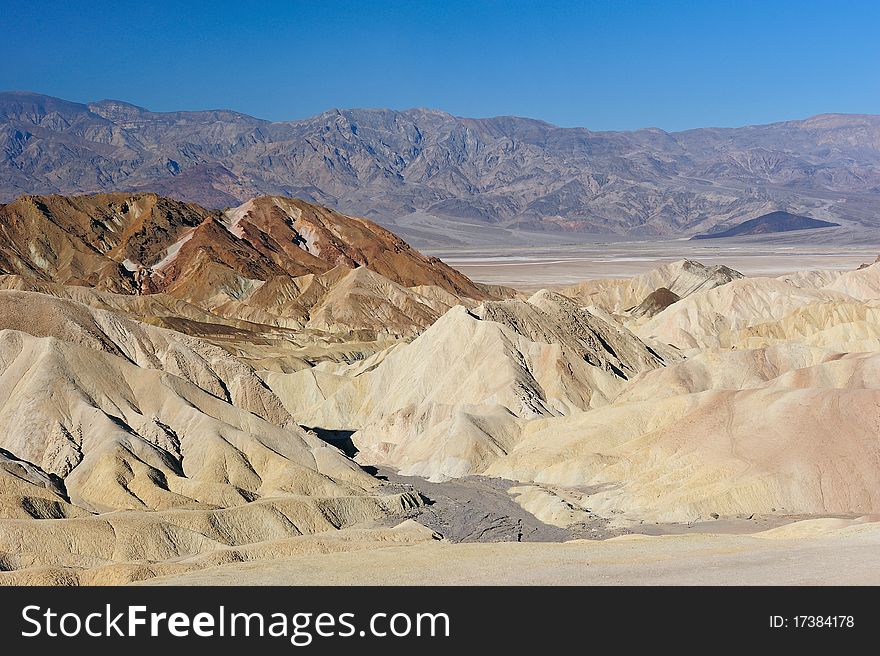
[429,239,880,289]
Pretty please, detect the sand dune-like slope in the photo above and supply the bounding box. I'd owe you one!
[0,346,420,581]
[821,262,880,300]
[0,327,390,511]
[271,292,668,481]
[246,266,468,337]
[726,301,880,352]
[486,329,880,522]
[0,290,291,423]
[635,263,880,350]
[0,290,423,586]
[0,274,411,374]
[489,385,880,522]
[0,262,468,369]
[776,268,846,289]
[0,337,426,585]
[614,343,880,402]
[0,274,262,331]
[479,260,880,523]
[562,259,742,315]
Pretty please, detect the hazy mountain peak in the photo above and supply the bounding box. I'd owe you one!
[1,91,879,241]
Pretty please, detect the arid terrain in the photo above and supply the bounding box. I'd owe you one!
[429,239,880,290]
[0,191,878,585]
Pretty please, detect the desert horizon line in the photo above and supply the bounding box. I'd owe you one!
[3,88,879,134]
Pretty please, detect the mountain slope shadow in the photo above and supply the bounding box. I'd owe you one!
[301,426,359,459]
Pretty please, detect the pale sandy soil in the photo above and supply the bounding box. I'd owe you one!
[429,241,880,289]
[143,520,880,585]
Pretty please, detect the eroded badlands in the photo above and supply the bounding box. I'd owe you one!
[0,193,878,585]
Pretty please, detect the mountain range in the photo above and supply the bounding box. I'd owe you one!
[2,91,879,243]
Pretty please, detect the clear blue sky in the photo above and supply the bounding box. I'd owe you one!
[2,0,879,131]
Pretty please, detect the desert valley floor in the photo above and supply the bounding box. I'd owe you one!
[429,240,880,290]
[1,193,879,585]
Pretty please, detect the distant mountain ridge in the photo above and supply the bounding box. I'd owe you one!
[691,211,841,240]
[2,91,879,239]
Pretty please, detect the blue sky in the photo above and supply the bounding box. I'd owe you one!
[2,0,879,131]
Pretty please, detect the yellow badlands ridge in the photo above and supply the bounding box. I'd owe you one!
[0,193,879,585]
